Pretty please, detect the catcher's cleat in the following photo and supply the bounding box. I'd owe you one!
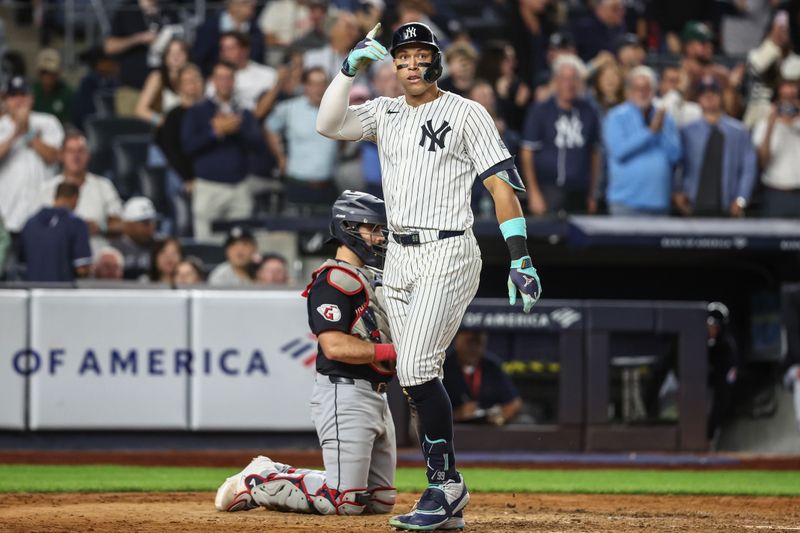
[389,473,469,531]
[214,456,290,512]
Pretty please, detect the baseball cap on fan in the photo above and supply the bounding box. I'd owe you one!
[2,76,29,96]
[224,225,256,249]
[681,21,713,44]
[122,197,157,222]
[37,48,62,73]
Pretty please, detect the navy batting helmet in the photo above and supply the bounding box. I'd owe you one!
[390,22,443,83]
[329,190,387,270]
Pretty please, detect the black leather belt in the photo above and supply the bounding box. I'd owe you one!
[392,230,464,246]
[328,375,388,394]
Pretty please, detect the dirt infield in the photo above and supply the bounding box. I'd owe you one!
[1,492,799,532]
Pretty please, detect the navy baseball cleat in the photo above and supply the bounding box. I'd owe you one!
[389,474,469,531]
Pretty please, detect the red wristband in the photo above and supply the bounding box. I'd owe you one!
[374,344,396,362]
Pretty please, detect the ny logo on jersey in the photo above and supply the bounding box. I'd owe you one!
[419,119,452,152]
[404,26,417,39]
[554,114,585,149]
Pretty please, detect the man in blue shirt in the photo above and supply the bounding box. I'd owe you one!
[266,67,338,209]
[182,61,265,240]
[675,77,756,217]
[20,182,91,282]
[443,329,522,426]
[521,55,601,216]
[604,66,682,215]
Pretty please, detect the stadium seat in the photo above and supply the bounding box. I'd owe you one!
[84,116,152,179]
[180,240,226,267]
[92,89,117,117]
[112,134,151,200]
[138,166,169,216]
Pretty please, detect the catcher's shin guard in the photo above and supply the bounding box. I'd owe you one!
[366,486,396,514]
[250,471,368,516]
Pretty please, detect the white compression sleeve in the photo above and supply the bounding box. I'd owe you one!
[316,72,365,141]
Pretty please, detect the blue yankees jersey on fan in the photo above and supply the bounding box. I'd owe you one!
[521,96,600,191]
[350,91,525,232]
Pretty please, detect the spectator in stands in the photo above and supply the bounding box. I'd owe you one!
[182,61,264,240]
[438,41,479,97]
[657,65,702,127]
[266,67,337,208]
[210,31,278,119]
[604,66,682,216]
[72,47,120,132]
[0,76,63,236]
[32,48,73,126]
[521,55,601,216]
[533,31,581,102]
[286,0,329,53]
[354,0,384,36]
[516,0,558,88]
[156,63,203,196]
[112,196,158,279]
[679,21,743,119]
[147,237,183,283]
[39,132,123,254]
[92,246,125,280]
[174,256,205,285]
[469,81,520,157]
[254,252,289,285]
[208,225,256,286]
[476,42,531,134]
[651,0,711,55]
[303,11,359,81]
[752,78,800,218]
[615,34,646,76]
[590,62,625,119]
[135,38,189,126]
[572,0,626,66]
[719,0,772,57]
[675,77,756,218]
[104,0,179,112]
[20,182,91,282]
[743,11,800,128]
[192,0,265,77]
[442,329,523,426]
[257,0,315,62]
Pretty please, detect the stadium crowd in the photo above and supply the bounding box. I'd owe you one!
[0,0,800,284]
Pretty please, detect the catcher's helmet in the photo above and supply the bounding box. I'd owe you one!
[389,22,443,83]
[329,190,387,270]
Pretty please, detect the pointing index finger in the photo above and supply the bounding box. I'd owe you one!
[367,22,381,39]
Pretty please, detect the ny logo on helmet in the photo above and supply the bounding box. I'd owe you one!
[404,26,417,39]
[419,119,452,152]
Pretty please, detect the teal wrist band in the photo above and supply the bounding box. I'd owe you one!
[499,217,526,240]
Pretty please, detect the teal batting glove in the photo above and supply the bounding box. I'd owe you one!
[341,23,388,77]
[508,256,541,313]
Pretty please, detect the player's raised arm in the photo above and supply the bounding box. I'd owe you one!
[316,23,387,141]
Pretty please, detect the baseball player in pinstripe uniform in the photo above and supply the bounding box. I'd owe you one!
[317,22,542,531]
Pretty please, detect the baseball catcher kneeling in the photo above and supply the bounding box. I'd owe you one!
[214,191,398,516]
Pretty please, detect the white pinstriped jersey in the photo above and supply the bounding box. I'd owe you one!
[351,91,517,232]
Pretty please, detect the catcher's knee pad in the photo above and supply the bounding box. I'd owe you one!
[312,485,368,515]
[366,486,396,514]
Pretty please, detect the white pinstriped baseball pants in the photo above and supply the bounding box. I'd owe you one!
[383,230,482,387]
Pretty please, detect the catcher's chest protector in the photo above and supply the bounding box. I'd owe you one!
[313,259,392,345]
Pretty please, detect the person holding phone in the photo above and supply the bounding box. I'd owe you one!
[752,77,800,217]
